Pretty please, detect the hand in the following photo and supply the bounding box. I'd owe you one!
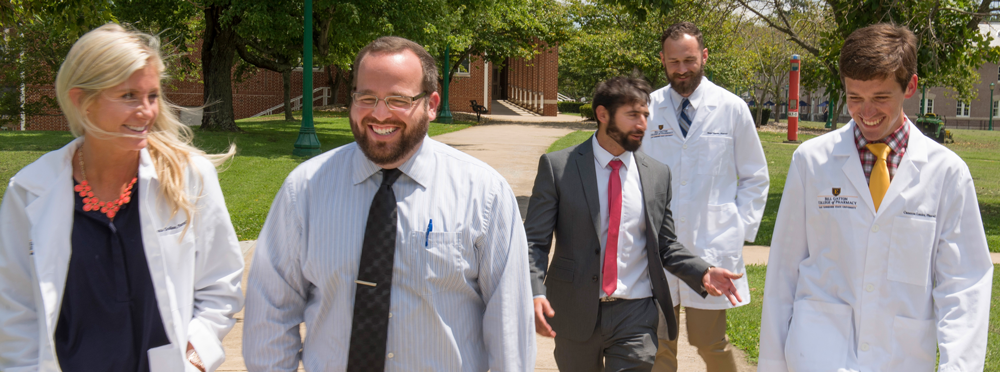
[187,342,206,372]
[533,297,557,338]
[702,267,745,306]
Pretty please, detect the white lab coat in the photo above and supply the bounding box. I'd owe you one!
[0,138,245,372]
[758,119,992,372]
[641,77,769,310]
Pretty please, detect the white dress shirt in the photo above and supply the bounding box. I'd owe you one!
[591,137,651,300]
[669,87,697,129]
[243,137,535,372]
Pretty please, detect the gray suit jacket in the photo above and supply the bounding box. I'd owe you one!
[525,137,710,341]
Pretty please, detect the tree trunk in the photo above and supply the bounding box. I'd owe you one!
[282,69,293,121]
[328,65,342,105]
[830,91,846,130]
[200,5,241,132]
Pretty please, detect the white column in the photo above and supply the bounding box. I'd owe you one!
[483,61,489,111]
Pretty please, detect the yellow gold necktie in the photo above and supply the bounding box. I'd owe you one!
[866,143,891,212]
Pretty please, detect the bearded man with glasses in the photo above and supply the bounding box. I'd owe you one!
[243,36,536,371]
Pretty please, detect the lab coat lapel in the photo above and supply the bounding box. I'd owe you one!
[835,122,877,215]
[658,92,684,137]
[575,138,604,241]
[23,139,80,338]
[879,121,925,214]
[136,148,183,347]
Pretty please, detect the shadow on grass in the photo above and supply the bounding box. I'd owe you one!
[194,119,356,160]
[0,131,76,152]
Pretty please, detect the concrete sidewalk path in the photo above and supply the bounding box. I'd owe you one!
[224,124,762,371]
[435,124,755,371]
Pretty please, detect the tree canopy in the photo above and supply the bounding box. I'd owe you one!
[736,0,1000,126]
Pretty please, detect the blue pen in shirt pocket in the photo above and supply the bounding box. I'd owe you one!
[425,219,433,247]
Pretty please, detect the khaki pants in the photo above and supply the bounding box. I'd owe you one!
[651,306,737,372]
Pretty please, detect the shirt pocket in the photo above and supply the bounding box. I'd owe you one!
[887,216,935,287]
[408,231,466,293]
[888,315,936,370]
[784,299,853,371]
[698,136,732,175]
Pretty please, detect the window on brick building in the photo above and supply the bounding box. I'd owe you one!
[956,101,970,117]
[453,57,472,77]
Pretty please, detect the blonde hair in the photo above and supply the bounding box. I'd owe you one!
[56,23,235,230]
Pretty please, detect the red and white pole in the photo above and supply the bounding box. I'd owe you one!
[787,54,800,142]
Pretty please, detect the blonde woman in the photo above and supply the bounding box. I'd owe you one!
[0,24,243,372]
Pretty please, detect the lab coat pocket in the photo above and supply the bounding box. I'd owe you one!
[888,315,936,370]
[698,136,732,175]
[887,216,935,287]
[412,231,466,292]
[784,299,852,371]
[704,203,744,258]
[147,343,186,372]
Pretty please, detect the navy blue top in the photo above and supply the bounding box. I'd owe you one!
[56,180,170,371]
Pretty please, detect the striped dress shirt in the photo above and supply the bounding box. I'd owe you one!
[243,137,536,371]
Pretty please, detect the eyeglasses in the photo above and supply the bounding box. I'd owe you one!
[352,92,428,111]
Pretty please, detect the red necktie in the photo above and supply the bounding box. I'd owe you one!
[603,159,623,297]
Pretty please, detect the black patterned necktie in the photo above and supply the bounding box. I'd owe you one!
[347,168,402,372]
[679,98,692,137]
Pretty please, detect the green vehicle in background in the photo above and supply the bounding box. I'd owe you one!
[914,113,953,143]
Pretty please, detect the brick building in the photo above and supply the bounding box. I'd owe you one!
[441,42,559,117]
[16,67,352,131]
[11,41,558,130]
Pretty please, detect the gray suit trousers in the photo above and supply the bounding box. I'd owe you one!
[554,298,659,372]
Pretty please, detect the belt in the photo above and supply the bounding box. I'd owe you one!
[599,297,623,303]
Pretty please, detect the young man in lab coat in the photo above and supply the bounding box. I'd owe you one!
[642,22,770,372]
[758,23,993,371]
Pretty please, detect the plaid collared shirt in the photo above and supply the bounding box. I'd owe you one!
[854,119,909,183]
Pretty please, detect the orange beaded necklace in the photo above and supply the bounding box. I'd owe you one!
[73,148,137,220]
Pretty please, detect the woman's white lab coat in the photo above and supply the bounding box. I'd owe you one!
[757,120,992,372]
[0,138,244,372]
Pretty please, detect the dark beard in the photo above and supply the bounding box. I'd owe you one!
[605,115,643,152]
[350,113,429,166]
[667,64,704,96]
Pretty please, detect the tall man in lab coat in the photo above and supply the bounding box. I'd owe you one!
[758,23,993,371]
[642,22,770,372]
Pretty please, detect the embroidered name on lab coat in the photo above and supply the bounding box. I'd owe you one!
[157,221,188,234]
[817,194,859,209]
[651,129,674,138]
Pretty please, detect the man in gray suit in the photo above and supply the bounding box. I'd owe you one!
[525,76,744,372]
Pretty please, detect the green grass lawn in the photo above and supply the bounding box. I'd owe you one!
[0,111,470,240]
[990,265,1000,370]
[726,264,766,364]
[546,126,1000,251]
[546,130,594,153]
[726,264,1000,368]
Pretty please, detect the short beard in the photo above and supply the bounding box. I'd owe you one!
[350,113,429,166]
[605,115,643,152]
[666,63,705,96]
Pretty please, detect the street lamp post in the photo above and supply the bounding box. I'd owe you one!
[991,82,995,131]
[437,45,454,124]
[292,0,322,157]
